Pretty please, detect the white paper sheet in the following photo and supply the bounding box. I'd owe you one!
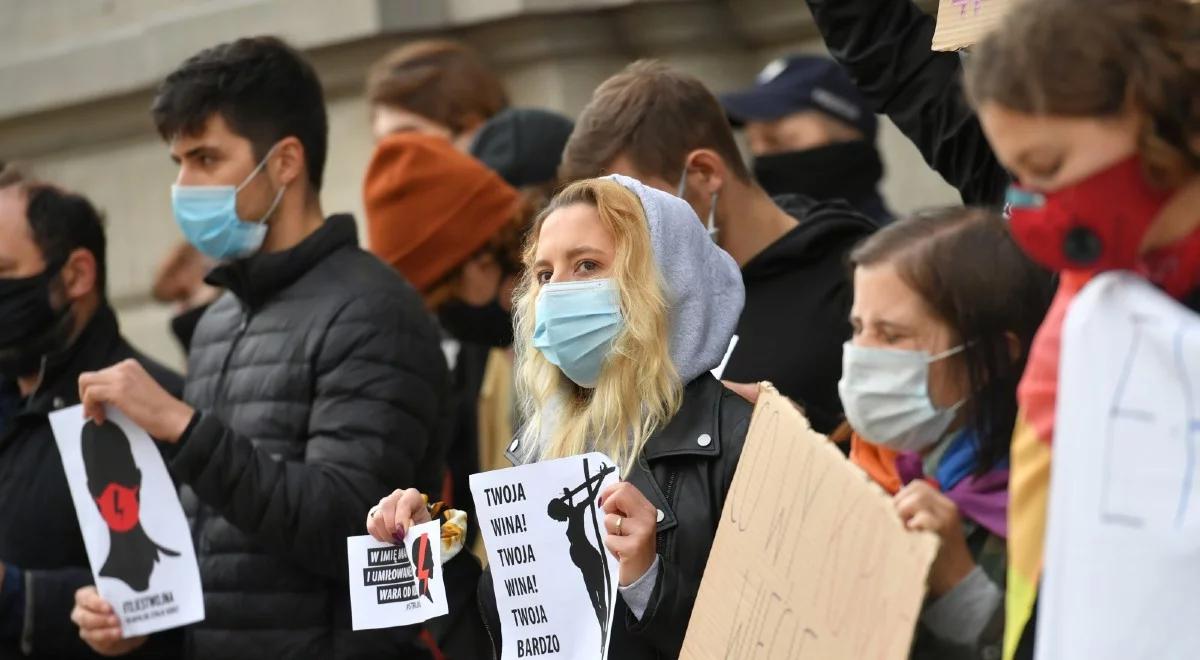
[470,452,621,660]
[346,519,448,631]
[1038,272,1200,658]
[710,334,739,380]
[48,405,204,638]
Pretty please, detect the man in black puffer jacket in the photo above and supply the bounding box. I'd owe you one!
[72,37,449,660]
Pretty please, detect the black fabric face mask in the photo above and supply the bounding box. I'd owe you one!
[752,140,884,203]
[438,299,514,348]
[0,261,72,378]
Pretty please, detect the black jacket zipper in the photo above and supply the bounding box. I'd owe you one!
[656,468,679,558]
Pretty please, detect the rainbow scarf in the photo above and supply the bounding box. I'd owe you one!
[1001,272,1090,658]
[850,428,1010,538]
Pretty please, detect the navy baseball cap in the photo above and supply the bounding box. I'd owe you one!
[720,54,877,141]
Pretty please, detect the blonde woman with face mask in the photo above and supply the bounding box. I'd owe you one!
[366,175,749,659]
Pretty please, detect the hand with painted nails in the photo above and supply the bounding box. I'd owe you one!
[366,488,431,544]
[71,586,147,656]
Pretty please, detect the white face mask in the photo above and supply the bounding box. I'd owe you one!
[837,341,966,452]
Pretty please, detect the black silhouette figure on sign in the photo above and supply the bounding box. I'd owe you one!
[411,531,436,603]
[547,459,616,657]
[82,421,180,592]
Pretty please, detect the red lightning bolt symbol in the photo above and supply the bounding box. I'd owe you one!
[416,535,431,599]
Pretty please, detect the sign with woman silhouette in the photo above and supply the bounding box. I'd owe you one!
[471,453,620,660]
[50,405,204,637]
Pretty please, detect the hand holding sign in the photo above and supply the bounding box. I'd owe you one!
[894,480,974,597]
[599,481,657,586]
[71,586,148,655]
[78,359,194,443]
[347,520,448,630]
[367,488,432,543]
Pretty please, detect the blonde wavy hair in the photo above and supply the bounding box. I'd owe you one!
[512,178,682,474]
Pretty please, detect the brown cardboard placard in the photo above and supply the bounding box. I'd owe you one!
[932,0,1014,51]
[933,0,1199,52]
[679,385,939,660]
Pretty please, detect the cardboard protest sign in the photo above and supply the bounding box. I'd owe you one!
[680,385,939,659]
[1038,273,1200,658]
[346,519,448,630]
[932,0,1200,51]
[49,405,204,637]
[470,453,620,660]
[931,0,1014,51]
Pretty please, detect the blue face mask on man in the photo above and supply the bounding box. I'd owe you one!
[171,145,286,261]
[532,278,624,388]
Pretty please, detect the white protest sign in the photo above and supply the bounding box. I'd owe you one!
[1039,273,1200,658]
[710,334,739,380]
[681,385,938,659]
[346,519,448,630]
[470,452,620,660]
[49,405,204,637]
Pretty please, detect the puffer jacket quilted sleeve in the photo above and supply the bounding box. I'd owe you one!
[174,281,447,582]
[171,235,448,592]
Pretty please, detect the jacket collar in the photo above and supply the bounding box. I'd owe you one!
[641,374,725,460]
[23,303,122,416]
[206,214,358,310]
[501,375,727,536]
[504,374,726,466]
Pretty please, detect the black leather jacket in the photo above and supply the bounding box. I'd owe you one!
[471,374,753,659]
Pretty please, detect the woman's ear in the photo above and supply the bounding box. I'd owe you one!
[60,247,98,302]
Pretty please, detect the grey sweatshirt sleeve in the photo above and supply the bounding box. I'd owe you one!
[920,566,1005,659]
[618,555,662,620]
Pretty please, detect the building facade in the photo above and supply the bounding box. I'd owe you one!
[0,0,958,369]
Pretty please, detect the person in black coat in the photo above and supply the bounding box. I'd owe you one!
[559,60,878,435]
[720,53,895,224]
[369,176,752,660]
[71,38,449,660]
[802,0,1011,208]
[0,170,183,659]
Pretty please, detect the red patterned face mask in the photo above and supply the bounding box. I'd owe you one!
[1006,156,1170,274]
[1006,155,1200,298]
[95,483,140,533]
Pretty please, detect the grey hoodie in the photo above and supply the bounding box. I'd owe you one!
[605,174,745,384]
[514,175,745,465]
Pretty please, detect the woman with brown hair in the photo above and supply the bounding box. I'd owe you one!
[366,39,509,147]
[841,208,1050,659]
[964,1,1200,657]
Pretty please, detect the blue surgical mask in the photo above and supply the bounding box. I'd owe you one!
[837,342,966,452]
[532,278,624,388]
[171,146,286,260]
